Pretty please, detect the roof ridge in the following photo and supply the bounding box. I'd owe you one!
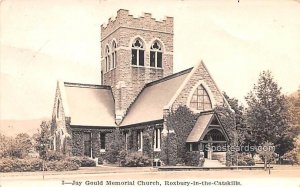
[146,67,193,87]
[64,82,111,90]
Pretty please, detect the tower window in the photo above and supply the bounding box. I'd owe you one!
[190,84,212,111]
[150,41,163,68]
[132,38,144,66]
[112,41,117,69]
[105,46,111,72]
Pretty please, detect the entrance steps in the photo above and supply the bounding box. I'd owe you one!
[203,159,224,167]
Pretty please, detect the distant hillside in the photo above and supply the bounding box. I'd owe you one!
[0,118,49,137]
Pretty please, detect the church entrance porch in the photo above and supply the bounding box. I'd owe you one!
[201,129,227,160]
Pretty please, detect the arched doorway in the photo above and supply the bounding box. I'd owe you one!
[202,129,227,159]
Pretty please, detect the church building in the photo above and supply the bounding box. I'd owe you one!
[51,9,230,166]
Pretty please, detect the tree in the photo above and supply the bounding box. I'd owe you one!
[34,120,52,160]
[257,141,275,171]
[222,92,248,145]
[245,71,294,158]
[282,135,300,165]
[165,106,198,164]
[287,88,300,136]
[14,133,33,158]
[0,133,32,158]
[215,103,235,144]
[217,93,252,165]
[0,133,10,157]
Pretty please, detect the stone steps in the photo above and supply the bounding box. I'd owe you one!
[203,159,224,167]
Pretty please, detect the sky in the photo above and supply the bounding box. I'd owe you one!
[0,0,300,120]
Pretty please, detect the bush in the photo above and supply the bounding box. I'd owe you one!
[66,157,96,167]
[104,129,123,164]
[46,160,79,171]
[282,149,298,165]
[0,158,42,172]
[185,151,201,166]
[237,154,255,166]
[120,152,151,167]
[47,151,65,161]
[80,157,96,167]
[66,157,81,166]
[98,157,104,165]
[0,158,79,172]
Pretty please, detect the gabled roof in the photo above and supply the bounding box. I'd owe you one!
[120,68,193,126]
[186,111,229,142]
[62,82,116,127]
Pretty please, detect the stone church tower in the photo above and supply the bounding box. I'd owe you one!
[100,9,174,123]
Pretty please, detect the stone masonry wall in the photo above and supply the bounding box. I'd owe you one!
[100,9,174,121]
[71,127,114,158]
[171,62,225,111]
[51,83,72,154]
[121,123,163,159]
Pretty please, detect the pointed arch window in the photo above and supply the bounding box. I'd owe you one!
[105,46,111,72]
[190,84,212,111]
[131,38,144,66]
[150,41,162,68]
[112,41,117,69]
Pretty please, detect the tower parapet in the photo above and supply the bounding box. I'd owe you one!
[101,9,173,40]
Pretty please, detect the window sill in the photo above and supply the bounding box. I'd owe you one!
[138,149,143,152]
[131,65,146,68]
[149,66,163,70]
[154,148,161,152]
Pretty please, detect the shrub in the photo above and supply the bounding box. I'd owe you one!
[120,152,151,167]
[46,160,79,171]
[0,158,79,172]
[66,157,81,166]
[185,151,205,167]
[237,154,255,166]
[105,129,123,164]
[66,157,96,167]
[0,158,43,172]
[80,157,96,167]
[98,157,104,165]
[282,148,298,165]
[47,151,65,161]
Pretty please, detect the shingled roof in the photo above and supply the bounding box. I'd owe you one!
[186,112,214,142]
[120,68,193,126]
[63,82,116,127]
[186,111,229,142]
